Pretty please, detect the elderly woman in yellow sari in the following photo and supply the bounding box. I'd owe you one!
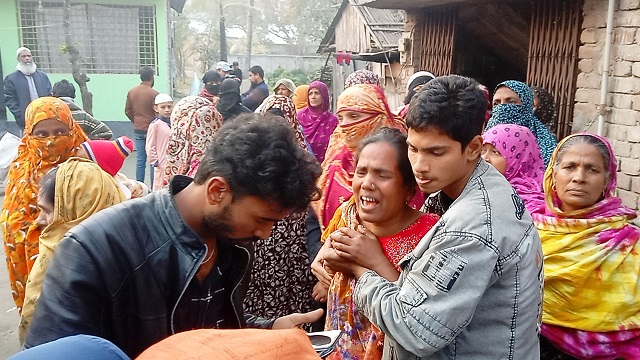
[1,97,87,311]
[19,158,126,342]
[311,84,406,231]
[530,133,640,359]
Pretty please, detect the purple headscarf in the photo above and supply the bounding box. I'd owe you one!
[483,124,545,212]
[296,80,338,163]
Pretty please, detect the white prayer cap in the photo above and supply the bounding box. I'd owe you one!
[154,93,173,104]
[16,47,31,57]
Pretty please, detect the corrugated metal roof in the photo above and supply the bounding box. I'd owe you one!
[317,0,404,53]
[358,0,489,9]
[352,0,405,49]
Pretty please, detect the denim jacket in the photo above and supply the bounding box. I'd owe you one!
[354,160,543,359]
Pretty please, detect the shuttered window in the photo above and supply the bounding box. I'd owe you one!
[527,0,583,139]
[418,8,456,76]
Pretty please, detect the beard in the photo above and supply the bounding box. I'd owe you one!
[17,61,37,75]
[203,204,259,246]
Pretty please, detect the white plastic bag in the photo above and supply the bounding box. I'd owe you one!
[0,132,21,169]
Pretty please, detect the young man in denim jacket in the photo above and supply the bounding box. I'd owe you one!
[325,75,543,359]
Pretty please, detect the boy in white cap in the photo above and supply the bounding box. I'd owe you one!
[146,93,173,191]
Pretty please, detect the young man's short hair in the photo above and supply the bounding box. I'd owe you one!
[139,66,155,82]
[52,79,76,99]
[406,75,486,149]
[194,114,321,212]
[248,66,264,79]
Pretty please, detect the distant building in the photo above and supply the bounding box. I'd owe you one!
[318,0,405,109]
[0,0,185,134]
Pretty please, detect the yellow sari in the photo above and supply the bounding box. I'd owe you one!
[19,158,125,342]
[1,97,87,311]
[532,133,640,358]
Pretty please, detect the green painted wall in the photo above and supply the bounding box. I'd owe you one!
[1,0,170,122]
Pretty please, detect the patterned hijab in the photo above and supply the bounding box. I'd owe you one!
[163,96,223,185]
[20,158,125,340]
[292,85,309,111]
[482,124,545,212]
[344,69,380,89]
[486,80,557,166]
[531,133,640,358]
[260,95,307,150]
[311,84,406,229]
[1,96,87,310]
[531,86,557,133]
[296,81,338,163]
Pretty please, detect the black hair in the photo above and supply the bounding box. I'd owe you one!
[139,66,155,82]
[355,127,417,197]
[194,114,321,212]
[267,108,285,118]
[249,65,264,79]
[202,70,222,84]
[39,167,58,206]
[51,79,76,99]
[406,75,486,150]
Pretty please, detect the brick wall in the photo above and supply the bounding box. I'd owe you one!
[574,0,640,221]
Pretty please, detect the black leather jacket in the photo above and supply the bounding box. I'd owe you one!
[25,176,274,357]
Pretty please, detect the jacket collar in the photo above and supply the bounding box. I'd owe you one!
[157,175,207,253]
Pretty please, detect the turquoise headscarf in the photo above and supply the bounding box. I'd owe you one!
[486,80,557,166]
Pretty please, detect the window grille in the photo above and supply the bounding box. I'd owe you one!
[419,8,456,76]
[527,0,583,139]
[18,0,157,74]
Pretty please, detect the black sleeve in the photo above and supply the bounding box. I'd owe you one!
[24,235,109,348]
[4,76,23,125]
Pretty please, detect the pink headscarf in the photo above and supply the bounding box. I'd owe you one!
[296,80,338,163]
[482,124,545,212]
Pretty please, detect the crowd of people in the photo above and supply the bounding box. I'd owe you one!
[2,45,640,360]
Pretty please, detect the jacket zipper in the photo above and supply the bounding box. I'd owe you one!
[170,244,206,334]
[229,245,250,327]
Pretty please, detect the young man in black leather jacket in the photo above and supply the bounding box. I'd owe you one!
[24,114,323,357]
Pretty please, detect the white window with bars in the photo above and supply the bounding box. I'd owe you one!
[18,0,157,74]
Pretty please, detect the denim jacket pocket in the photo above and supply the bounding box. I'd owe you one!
[398,275,427,307]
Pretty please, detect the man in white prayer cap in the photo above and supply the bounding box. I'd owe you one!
[3,47,52,130]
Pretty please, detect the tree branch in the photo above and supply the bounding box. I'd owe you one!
[63,0,93,115]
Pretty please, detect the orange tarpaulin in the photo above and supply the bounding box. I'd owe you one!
[136,328,321,360]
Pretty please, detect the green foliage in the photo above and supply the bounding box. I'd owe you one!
[266,66,316,87]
